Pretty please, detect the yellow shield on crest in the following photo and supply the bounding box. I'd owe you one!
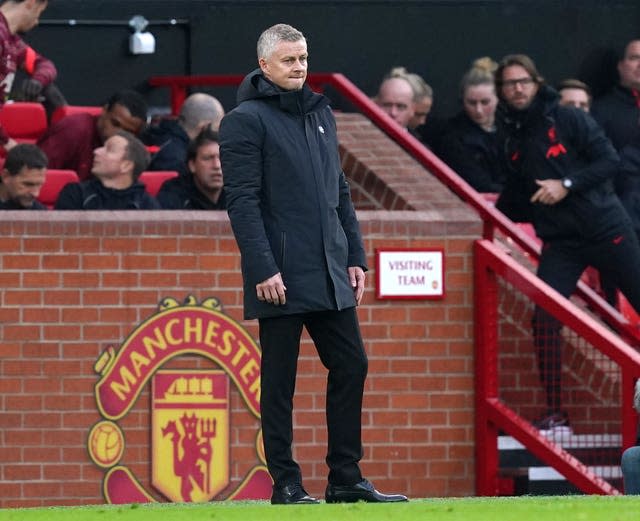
[151,370,230,502]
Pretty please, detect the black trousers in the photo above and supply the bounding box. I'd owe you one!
[533,228,640,413]
[258,307,368,488]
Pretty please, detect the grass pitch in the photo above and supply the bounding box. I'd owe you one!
[2,496,640,521]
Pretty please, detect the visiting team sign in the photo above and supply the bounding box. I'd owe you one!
[376,248,445,299]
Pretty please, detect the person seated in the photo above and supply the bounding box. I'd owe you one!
[373,73,416,129]
[0,0,56,152]
[37,90,148,181]
[621,379,640,494]
[143,93,225,176]
[54,130,159,210]
[157,127,226,210]
[0,143,47,209]
[382,67,434,131]
[439,57,506,193]
[557,78,592,112]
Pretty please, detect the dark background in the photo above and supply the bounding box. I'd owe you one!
[24,0,640,118]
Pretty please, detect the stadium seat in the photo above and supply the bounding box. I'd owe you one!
[38,169,79,209]
[138,170,179,197]
[0,102,47,142]
[50,105,102,125]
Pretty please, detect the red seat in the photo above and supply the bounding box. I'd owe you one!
[138,170,179,197]
[0,102,47,142]
[50,105,102,125]
[38,169,79,209]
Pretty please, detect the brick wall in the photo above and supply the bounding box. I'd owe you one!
[0,113,483,507]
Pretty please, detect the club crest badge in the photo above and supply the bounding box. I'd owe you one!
[86,296,272,504]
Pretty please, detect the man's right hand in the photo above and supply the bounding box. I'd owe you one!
[256,272,287,306]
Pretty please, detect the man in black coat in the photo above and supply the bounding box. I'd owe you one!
[157,127,226,210]
[591,39,640,239]
[220,23,407,505]
[495,54,640,434]
[55,130,159,210]
[0,143,47,210]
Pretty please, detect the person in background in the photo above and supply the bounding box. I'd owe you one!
[55,130,159,210]
[621,379,640,494]
[220,23,408,506]
[494,53,640,433]
[0,142,47,209]
[382,67,433,131]
[439,57,505,193]
[373,73,416,129]
[38,90,148,181]
[157,126,226,210]
[557,78,592,112]
[591,39,640,241]
[144,92,224,176]
[0,0,56,151]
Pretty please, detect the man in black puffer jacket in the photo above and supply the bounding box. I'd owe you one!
[220,23,407,506]
[495,54,640,434]
[55,130,159,210]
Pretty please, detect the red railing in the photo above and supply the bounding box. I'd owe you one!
[475,239,640,495]
[148,73,640,494]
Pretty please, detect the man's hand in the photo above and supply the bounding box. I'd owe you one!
[256,272,287,306]
[348,266,366,306]
[530,179,569,205]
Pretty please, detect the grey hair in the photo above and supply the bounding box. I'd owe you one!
[179,93,224,134]
[257,23,306,60]
[386,66,433,103]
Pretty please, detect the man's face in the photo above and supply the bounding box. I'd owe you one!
[92,135,130,179]
[618,40,640,90]
[375,78,416,128]
[97,103,145,143]
[20,0,48,33]
[559,88,590,112]
[463,84,498,129]
[408,95,432,129]
[189,141,223,194]
[500,64,539,111]
[259,39,308,91]
[1,166,46,208]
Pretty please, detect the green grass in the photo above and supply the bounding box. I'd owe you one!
[2,496,640,521]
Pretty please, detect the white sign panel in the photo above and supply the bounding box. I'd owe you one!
[376,249,445,300]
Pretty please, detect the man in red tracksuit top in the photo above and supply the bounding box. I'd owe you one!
[0,0,56,151]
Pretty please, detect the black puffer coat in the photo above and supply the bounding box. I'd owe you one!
[219,69,367,319]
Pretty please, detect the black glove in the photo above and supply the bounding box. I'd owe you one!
[21,78,43,100]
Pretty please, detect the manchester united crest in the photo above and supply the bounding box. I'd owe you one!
[86,296,272,504]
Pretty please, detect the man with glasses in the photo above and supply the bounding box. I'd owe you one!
[494,54,640,435]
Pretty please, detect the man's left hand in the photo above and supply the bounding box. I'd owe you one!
[348,266,366,306]
[530,179,569,205]
[21,78,43,100]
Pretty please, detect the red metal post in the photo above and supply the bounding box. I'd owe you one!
[474,240,501,495]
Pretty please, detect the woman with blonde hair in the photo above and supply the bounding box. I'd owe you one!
[439,57,506,192]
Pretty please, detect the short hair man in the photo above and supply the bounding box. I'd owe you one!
[0,0,56,151]
[144,92,224,176]
[374,75,416,128]
[495,53,640,433]
[55,130,159,209]
[157,126,226,209]
[220,23,407,505]
[591,39,640,239]
[557,78,591,112]
[0,143,47,209]
[38,89,148,181]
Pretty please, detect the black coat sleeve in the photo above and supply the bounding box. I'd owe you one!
[219,109,280,285]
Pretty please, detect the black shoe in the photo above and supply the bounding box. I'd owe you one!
[325,479,408,503]
[271,483,320,505]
